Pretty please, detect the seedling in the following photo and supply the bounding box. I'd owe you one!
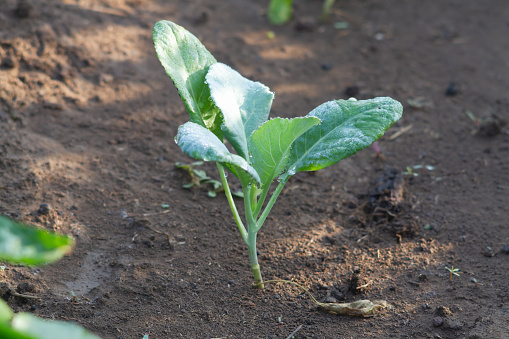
[445,266,460,286]
[176,161,242,198]
[153,21,402,287]
[268,0,337,25]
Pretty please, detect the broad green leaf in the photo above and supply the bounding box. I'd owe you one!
[176,122,261,185]
[153,20,223,137]
[283,97,403,179]
[0,300,13,324]
[0,322,37,339]
[11,313,101,339]
[268,0,293,25]
[0,217,74,266]
[206,63,274,160]
[249,117,320,185]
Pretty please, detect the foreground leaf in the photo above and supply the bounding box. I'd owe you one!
[0,216,74,266]
[0,300,13,324]
[207,63,274,159]
[0,322,36,339]
[153,20,222,137]
[268,0,293,25]
[176,122,261,185]
[283,97,403,179]
[11,313,100,339]
[249,117,320,185]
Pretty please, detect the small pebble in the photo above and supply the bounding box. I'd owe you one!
[38,203,51,215]
[435,305,452,316]
[17,282,36,294]
[448,321,463,330]
[418,273,428,281]
[433,316,443,327]
[331,289,343,300]
[483,246,494,258]
[344,86,360,98]
[14,0,33,18]
[294,17,316,32]
[324,296,337,303]
[502,245,509,254]
[142,239,154,248]
[1,56,17,69]
[228,279,235,285]
[30,305,36,311]
[445,82,458,96]
[321,63,332,71]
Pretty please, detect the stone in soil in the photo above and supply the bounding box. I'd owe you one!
[17,282,36,294]
[38,203,51,215]
[345,86,360,97]
[14,0,33,18]
[435,305,452,317]
[445,82,458,96]
[433,316,443,327]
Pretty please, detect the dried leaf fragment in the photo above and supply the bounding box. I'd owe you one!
[319,299,388,317]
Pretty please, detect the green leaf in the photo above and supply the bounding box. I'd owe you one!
[268,0,293,25]
[11,313,101,339]
[0,216,74,266]
[0,300,13,324]
[0,322,37,339]
[249,117,320,185]
[206,63,274,160]
[283,97,403,179]
[176,122,261,186]
[153,20,223,137]
[322,0,336,21]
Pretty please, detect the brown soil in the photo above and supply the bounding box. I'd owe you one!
[1,0,509,338]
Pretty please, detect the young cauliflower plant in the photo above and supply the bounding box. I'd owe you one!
[153,21,403,288]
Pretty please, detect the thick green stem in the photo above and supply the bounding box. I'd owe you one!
[248,230,263,288]
[217,163,247,244]
[243,184,264,288]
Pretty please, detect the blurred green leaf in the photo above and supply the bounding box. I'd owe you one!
[11,313,100,339]
[0,322,37,339]
[0,300,13,324]
[0,216,74,266]
[268,0,293,25]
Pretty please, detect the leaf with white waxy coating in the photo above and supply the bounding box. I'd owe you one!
[282,97,403,179]
[153,21,223,138]
[206,63,274,160]
[249,117,320,185]
[176,122,261,186]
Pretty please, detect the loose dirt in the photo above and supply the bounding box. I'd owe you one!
[1,0,509,338]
